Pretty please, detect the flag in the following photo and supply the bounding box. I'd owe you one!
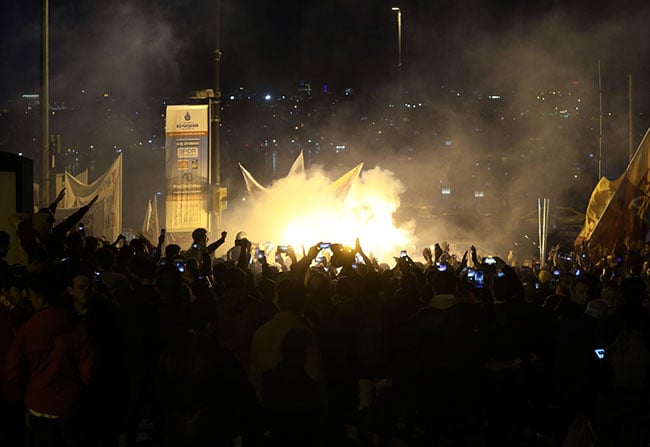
[239,154,364,202]
[141,194,160,241]
[239,163,268,195]
[287,150,305,177]
[574,176,621,248]
[62,154,123,241]
[328,163,364,199]
[578,127,650,253]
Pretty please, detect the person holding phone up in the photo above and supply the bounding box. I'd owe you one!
[185,228,228,277]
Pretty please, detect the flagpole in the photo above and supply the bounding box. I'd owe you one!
[538,199,542,264]
[628,74,633,162]
[538,198,549,266]
[598,60,603,179]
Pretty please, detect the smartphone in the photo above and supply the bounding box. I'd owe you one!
[192,243,198,249]
[175,261,185,273]
[161,228,166,234]
[400,250,407,258]
[277,245,288,253]
[319,242,331,249]
[438,262,447,271]
[594,348,605,360]
[474,270,485,288]
[466,268,476,282]
[78,223,84,232]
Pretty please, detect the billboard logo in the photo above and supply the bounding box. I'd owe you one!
[178,147,199,159]
[184,112,191,121]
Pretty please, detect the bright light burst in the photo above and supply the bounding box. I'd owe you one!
[223,165,416,264]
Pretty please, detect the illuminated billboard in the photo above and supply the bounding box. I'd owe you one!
[165,105,209,232]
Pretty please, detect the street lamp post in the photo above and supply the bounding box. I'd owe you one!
[213,0,221,189]
[186,89,221,234]
[391,7,402,107]
[186,0,223,235]
[41,0,51,206]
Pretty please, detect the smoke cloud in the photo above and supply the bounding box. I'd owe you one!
[222,162,415,263]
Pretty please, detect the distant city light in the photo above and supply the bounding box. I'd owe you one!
[18,152,23,156]
[230,95,235,100]
[474,191,484,198]
[441,188,452,195]
[488,95,501,99]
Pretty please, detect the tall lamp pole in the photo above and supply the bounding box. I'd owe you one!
[213,0,221,190]
[189,1,223,234]
[391,7,402,106]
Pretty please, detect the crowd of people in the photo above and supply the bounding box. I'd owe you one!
[1,190,649,447]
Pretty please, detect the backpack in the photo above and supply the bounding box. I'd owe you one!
[609,328,650,389]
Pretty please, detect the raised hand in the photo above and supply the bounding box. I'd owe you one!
[423,247,433,264]
[54,188,66,204]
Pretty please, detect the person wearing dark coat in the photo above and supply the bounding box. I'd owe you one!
[156,297,260,447]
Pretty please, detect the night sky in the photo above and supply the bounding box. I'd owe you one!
[1,0,648,101]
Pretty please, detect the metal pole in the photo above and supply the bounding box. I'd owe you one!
[397,8,402,102]
[538,198,543,264]
[41,0,50,206]
[391,7,402,107]
[544,198,550,266]
[213,0,222,228]
[538,198,549,265]
[628,74,633,162]
[598,60,603,179]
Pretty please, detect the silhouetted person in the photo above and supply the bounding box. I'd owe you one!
[156,297,260,447]
[263,328,322,446]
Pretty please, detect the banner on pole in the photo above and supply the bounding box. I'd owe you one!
[61,154,122,242]
[575,127,650,254]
